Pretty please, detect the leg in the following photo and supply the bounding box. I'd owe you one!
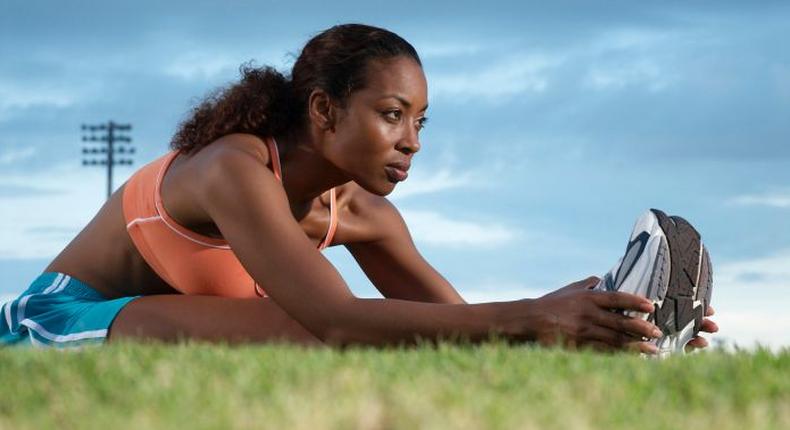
[108,295,324,346]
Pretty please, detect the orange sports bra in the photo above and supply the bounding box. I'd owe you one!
[122,137,338,298]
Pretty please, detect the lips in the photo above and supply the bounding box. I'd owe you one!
[384,163,410,182]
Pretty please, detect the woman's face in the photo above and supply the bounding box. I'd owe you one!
[325,56,428,196]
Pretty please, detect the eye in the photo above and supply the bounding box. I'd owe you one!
[383,110,402,122]
[416,117,429,131]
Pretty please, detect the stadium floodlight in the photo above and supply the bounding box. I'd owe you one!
[81,121,135,200]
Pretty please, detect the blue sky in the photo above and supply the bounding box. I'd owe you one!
[1,1,788,349]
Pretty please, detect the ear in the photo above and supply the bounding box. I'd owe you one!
[307,88,337,132]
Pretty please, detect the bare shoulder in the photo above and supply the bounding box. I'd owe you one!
[191,133,273,174]
[186,134,281,196]
[183,133,287,214]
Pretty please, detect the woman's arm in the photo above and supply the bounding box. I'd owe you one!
[198,144,506,346]
[197,141,660,350]
[345,192,466,304]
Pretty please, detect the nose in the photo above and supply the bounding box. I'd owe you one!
[398,127,421,155]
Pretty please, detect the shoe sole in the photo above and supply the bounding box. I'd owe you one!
[645,209,712,354]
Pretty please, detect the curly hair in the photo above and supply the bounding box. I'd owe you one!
[171,24,422,154]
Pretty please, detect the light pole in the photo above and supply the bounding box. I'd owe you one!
[81,121,134,200]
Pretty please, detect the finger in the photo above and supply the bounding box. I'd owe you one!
[625,340,659,355]
[567,276,602,291]
[583,276,601,290]
[592,310,662,340]
[584,325,644,349]
[700,318,719,333]
[685,336,708,352]
[688,337,708,348]
[705,306,715,317]
[591,291,654,313]
[578,340,615,353]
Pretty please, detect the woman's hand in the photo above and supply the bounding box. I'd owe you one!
[684,306,719,352]
[520,276,663,354]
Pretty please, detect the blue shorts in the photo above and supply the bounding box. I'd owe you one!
[0,272,140,348]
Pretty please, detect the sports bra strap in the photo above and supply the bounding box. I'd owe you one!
[268,137,337,249]
[318,187,338,250]
[267,136,283,181]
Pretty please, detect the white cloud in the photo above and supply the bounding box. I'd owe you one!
[416,42,483,59]
[708,249,790,350]
[424,27,683,101]
[712,310,790,352]
[0,162,128,259]
[567,27,683,93]
[0,82,80,115]
[728,190,790,208]
[428,54,560,101]
[588,28,676,53]
[389,166,481,200]
[401,209,522,248]
[0,147,36,165]
[584,59,676,93]
[715,250,790,291]
[163,51,242,82]
[459,281,550,304]
[160,45,289,82]
[580,29,680,93]
[0,70,107,121]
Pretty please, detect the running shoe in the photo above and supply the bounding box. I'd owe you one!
[594,209,713,357]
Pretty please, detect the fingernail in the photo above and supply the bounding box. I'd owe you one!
[652,328,663,338]
[646,344,659,354]
[642,303,655,312]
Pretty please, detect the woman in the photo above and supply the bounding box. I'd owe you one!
[1,24,715,351]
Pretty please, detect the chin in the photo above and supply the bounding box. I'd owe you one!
[356,178,396,196]
[374,184,396,197]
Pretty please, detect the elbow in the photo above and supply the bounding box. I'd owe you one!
[318,326,351,347]
[305,298,358,347]
[313,321,364,348]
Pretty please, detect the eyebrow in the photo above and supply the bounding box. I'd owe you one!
[381,94,429,112]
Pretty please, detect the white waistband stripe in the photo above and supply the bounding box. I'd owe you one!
[42,273,65,294]
[19,318,108,343]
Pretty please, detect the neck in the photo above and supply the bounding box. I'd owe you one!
[273,129,350,214]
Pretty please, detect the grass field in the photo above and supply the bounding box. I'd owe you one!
[1,341,788,430]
